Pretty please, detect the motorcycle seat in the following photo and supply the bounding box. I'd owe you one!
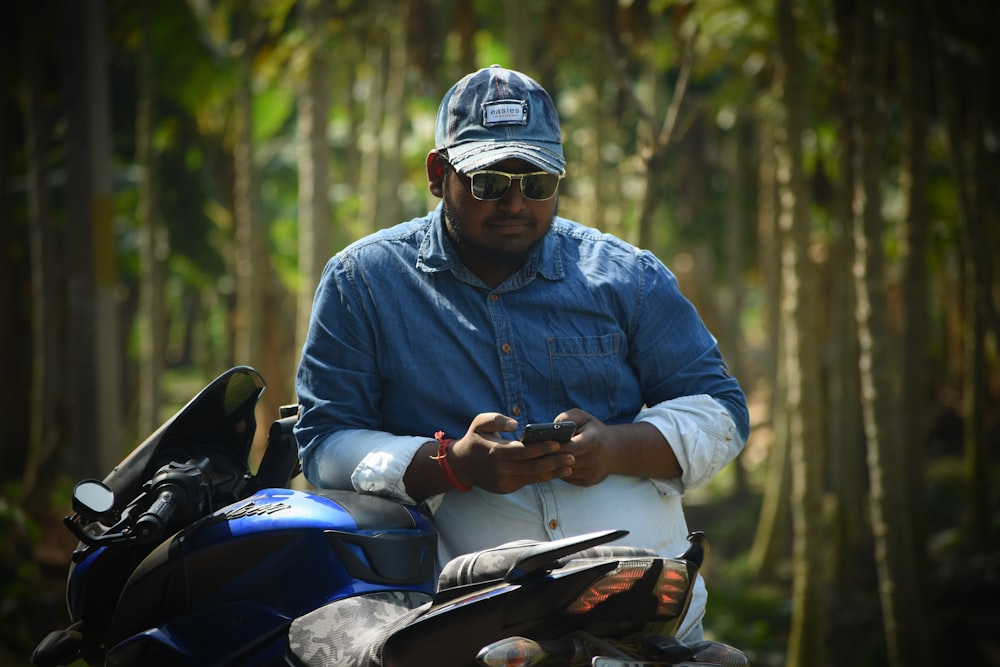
[438,540,657,589]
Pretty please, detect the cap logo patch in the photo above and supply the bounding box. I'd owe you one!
[482,100,528,127]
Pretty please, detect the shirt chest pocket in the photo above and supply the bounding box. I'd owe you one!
[545,333,623,418]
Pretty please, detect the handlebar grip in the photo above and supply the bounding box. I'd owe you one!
[134,488,181,543]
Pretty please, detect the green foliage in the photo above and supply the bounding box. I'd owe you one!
[0,494,52,657]
[253,86,296,144]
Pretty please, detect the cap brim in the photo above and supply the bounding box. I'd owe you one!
[445,141,565,176]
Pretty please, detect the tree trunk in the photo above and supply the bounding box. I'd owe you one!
[935,20,995,548]
[296,0,332,363]
[775,0,826,664]
[852,3,929,665]
[87,0,123,473]
[899,0,931,569]
[721,117,749,496]
[21,2,64,506]
[380,13,406,228]
[60,0,102,482]
[0,6,31,488]
[748,352,791,578]
[358,30,387,233]
[829,0,867,588]
[748,103,790,578]
[137,1,166,435]
[601,0,694,250]
[453,1,477,74]
[234,17,263,369]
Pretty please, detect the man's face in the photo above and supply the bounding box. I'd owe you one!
[440,157,559,280]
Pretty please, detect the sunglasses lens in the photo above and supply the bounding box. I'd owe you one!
[521,174,560,200]
[470,172,561,201]
[471,172,511,200]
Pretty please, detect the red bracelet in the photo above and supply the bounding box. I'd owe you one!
[432,431,471,492]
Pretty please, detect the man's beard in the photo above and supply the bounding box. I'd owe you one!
[441,177,558,270]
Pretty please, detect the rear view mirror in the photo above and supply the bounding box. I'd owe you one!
[72,480,116,520]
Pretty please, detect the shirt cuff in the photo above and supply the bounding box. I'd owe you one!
[308,428,432,505]
[634,395,745,496]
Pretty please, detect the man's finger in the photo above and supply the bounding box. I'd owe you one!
[470,412,518,435]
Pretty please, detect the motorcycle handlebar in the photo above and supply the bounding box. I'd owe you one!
[134,487,183,543]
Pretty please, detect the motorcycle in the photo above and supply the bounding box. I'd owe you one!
[32,366,750,666]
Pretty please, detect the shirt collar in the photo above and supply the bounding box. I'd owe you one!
[417,204,566,289]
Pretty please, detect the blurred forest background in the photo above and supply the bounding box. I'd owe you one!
[2,0,998,666]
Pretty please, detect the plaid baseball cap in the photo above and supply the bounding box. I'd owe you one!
[434,65,566,176]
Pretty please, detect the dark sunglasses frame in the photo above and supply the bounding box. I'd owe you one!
[440,156,563,202]
[465,168,564,201]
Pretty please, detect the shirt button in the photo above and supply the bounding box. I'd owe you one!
[511,405,521,416]
[501,343,511,354]
[490,293,500,302]
[548,519,559,530]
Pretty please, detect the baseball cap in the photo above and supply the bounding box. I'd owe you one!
[434,65,566,176]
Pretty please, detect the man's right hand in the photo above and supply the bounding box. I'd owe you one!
[450,413,576,494]
[404,413,575,501]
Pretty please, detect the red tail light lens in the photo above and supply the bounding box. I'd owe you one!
[564,557,693,619]
[564,558,654,614]
[654,560,691,617]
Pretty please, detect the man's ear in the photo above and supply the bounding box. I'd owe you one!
[427,150,446,198]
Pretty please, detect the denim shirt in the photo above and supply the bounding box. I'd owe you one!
[294,205,748,638]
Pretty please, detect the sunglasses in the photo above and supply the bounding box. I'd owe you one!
[464,168,563,201]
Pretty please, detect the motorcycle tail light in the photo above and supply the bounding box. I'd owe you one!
[564,558,654,614]
[653,560,691,618]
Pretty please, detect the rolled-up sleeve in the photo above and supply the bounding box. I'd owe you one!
[634,395,745,496]
[300,428,431,505]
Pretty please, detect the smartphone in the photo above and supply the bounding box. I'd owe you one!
[521,421,576,444]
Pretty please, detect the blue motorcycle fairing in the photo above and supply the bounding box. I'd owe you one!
[104,487,437,660]
[105,601,293,667]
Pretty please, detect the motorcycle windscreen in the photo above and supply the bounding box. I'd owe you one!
[102,366,265,512]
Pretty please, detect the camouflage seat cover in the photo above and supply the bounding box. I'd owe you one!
[288,590,431,667]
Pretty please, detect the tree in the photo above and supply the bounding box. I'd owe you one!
[295,0,332,366]
[233,11,264,372]
[899,0,932,570]
[829,0,868,594]
[86,0,124,473]
[20,0,64,506]
[136,1,167,436]
[934,0,999,547]
[61,0,104,482]
[774,1,827,665]
[852,2,930,665]
[602,1,696,250]
[748,92,792,579]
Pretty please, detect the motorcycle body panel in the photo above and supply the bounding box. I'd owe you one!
[95,487,436,662]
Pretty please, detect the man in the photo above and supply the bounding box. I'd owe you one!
[294,65,749,642]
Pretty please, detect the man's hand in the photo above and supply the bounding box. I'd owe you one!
[554,408,682,487]
[450,413,576,494]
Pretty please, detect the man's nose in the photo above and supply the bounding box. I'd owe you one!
[496,178,527,209]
